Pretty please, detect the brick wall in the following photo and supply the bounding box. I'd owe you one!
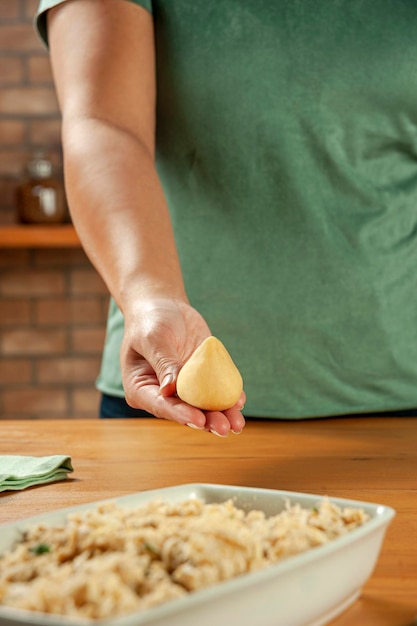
[0,1,111,419]
[0,248,110,419]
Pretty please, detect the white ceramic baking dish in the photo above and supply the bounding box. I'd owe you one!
[0,483,395,626]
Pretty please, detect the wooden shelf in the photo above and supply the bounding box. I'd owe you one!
[0,225,81,248]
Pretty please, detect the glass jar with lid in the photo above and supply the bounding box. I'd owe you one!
[16,153,67,224]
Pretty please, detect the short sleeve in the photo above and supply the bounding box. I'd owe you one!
[34,0,153,48]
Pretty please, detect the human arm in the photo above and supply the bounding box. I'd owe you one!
[46,0,245,434]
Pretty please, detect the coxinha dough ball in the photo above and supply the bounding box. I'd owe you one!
[176,336,243,411]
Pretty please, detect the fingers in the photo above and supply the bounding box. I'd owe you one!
[159,377,246,436]
[159,371,177,397]
[126,378,246,436]
[126,381,208,429]
[204,390,246,437]
[204,407,246,437]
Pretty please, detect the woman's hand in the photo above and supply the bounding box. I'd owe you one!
[120,297,246,436]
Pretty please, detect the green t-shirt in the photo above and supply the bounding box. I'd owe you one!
[36,0,417,418]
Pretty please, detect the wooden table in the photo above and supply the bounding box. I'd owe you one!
[0,417,416,625]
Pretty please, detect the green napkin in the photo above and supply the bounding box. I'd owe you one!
[0,455,74,492]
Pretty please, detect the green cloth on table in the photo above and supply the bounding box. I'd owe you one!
[0,455,73,492]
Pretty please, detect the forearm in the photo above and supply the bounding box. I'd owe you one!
[62,116,188,312]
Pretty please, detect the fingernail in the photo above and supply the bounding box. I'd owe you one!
[186,422,204,430]
[231,429,242,435]
[209,429,228,438]
[160,373,173,389]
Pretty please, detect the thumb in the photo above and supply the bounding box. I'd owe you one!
[159,366,181,398]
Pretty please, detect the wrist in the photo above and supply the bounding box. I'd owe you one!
[119,280,189,318]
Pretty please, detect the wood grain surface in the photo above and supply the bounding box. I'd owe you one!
[0,417,416,625]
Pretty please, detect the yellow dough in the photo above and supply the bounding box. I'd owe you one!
[176,336,243,411]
